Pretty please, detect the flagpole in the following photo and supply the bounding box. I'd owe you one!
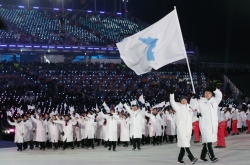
[185,56,196,94]
[174,6,196,94]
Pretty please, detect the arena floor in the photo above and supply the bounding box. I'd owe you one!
[0,134,249,165]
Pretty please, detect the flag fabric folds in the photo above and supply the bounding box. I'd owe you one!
[117,8,187,75]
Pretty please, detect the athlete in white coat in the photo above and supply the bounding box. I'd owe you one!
[31,113,47,150]
[83,112,96,149]
[100,109,119,151]
[22,114,33,150]
[53,114,77,150]
[170,92,198,164]
[237,109,243,132]
[124,102,145,150]
[7,116,24,151]
[166,109,177,143]
[95,113,104,146]
[49,115,61,150]
[192,86,222,163]
[76,114,86,148]
[145,108,163,145]
[118,114,130,147]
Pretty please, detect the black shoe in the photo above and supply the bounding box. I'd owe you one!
[17,149,20,151]
[62,148,65,151]
[191,157,198,164]
[138,147,141,150]
[132,148,136,151]
[232,133,235,135]
[220,146,226,148]
[177,160,185,164]
[113,149,116,152]
[20,148,22,152]
[214,146,220,148]
[108,148,111,151]
[211,158,219,163]
[236,133,239,135]
[200,158,208,162]
[194,141,200,143]
[71,147,74,150]
[157,142,159,145]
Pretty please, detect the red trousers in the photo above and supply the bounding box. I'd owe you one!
[224,119,230,137]
[232,120,239,134]
[217,121,226,147]
[247,120,250,133]
[192,121,200,141]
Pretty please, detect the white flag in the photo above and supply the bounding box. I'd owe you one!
[138,94,145,104]
[117,8,187,75]
[96,103,99,112]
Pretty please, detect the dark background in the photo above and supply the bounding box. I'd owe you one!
[1,0,250,62]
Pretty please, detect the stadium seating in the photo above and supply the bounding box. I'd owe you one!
[0,7,144,46]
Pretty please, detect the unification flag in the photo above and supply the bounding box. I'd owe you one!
[117,8,187,75]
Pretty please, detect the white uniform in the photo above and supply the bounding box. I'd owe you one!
[170,94,193,147]
[77,118,86,140]
[166,113,177,136]
[53,117,77,142]
[145,113,163,137]
[191,89,222,143]
[237,111,243,129]
[95,114,104,139]
[241,111,247,127]
[124,104,145,138]
[49,121,61,143]
[74,125,81,141]
[7,120,24,143]
[31,116,47,142]
[225,111,231,128]
[23,120,33,142]
[100,112,119,141]
[118,118,130,142]
[83,115,96,139]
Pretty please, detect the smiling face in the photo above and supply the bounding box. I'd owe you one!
[133,105,138,111]
[17,117,22,122]
[205,91,213,100]
[180,99,187,105]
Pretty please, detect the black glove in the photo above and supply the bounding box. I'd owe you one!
[211,82,217,91]
[109,114,113,116]
[165,126,167,129]
[169,87,175,94]
[193,93,200,99]
[197,113,202,118]
[46,132,48,135]
[101,108,104,113]
[142,104,145,108]
[61,132,65,136]
[161,125,163,130]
